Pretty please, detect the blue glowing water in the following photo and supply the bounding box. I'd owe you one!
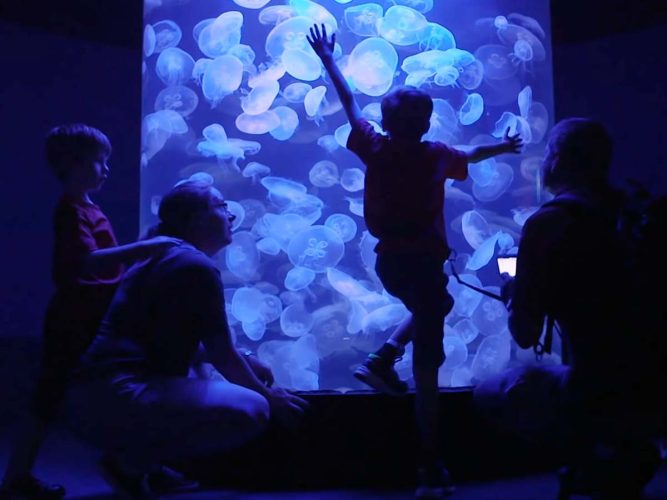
[141,0,555,391]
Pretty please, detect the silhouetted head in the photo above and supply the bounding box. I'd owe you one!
[157,180,235,256]
[381,86,433,141]
[541,118,612,193]
[45,123,112,182]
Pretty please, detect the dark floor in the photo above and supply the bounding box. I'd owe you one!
[2,423,667,499]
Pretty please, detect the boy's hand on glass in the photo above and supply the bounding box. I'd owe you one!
[307,23,335,62]
[500,127,524,154]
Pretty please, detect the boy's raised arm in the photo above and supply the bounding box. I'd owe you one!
[307,23,362,127]
[466,127,524,163]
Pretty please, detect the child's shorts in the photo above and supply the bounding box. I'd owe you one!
[375,252,454,369]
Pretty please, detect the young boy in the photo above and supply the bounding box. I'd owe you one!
[0,124,185,499]
[308,25,523,498]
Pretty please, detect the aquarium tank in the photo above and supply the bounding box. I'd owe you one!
[140,0,557,391]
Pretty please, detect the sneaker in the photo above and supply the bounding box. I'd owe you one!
[415,464,456,499]
[146,465,199,495]
[0,475,66,499]
[353,354,408,395]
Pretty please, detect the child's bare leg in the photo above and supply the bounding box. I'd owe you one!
[375,315,413,360]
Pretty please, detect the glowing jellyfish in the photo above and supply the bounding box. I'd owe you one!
[424,98,459,144]
[261,176,308,204]
[359,230,378,270]
[447,273,483,317]
[469,158,499,187]
[434,65,460,87]
[402,49,447,75]
[512,206,539,226]
[242,318,266,341]
[152,20,182,53]
[256,237,281,255]
[343,3,383,37]
[235,111,281,135]
[442,335,468,371]
[269,106,299,141]
[474,44,518,80]
[239,199,266,230]
[472,289,509,333]
[231,286,264,322]
[226,201,245,231]
[155,48,195,86]
[282,194,324,225]
[233,0,271,7]
[340,168,365,192]
[492,111,519,138]
[242,161,271,182]
[466,232,500,271]
[458,93,484,125]
[285,266,316,291]
[348,37,398,97]
[287,226,345,272]
[304,86,327,117]
[451,318,479,344]
[507,12,546,39]
[154,85,199,116]
[376,5,428,46]
[361,102,382,122]
[143,24,156,57]
[197,11,243,58]
[283,49,321,81]
[150,196,161,215]
[280,303,314,337]
[418,22,455,51]
[527,102,549,144]
[334,120,383,148]
[258,293,283,323]
[192,18,214,43]
[258,5,296,26]
[241,80,280,115]
[225,231,260,281]
[317,135,339,153]
[227,44,255,69]
[496,23,546,62]
[283,82,312,103]
[461,210,491,249]
[393,0,433,12]
[266,16,323,60]
[264,213,310,251]
[458,59,484,90]
[309,160,339,188]
[202,55,243,105]
[510,39,534,66]
[471,334,511,380]
[345,197,364,217]
[142,110,188,161]
[472,163,514,203]
[362,303,409,334]
[192,58,212,85]
[324,214,358,242]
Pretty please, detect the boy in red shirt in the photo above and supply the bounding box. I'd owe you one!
[308,25,523,497]
[1,124,183,499]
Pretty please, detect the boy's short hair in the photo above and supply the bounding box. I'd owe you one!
[45,123,112,180]
[381,86,433,139]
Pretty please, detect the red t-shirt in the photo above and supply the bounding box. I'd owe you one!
[347,119,468,256]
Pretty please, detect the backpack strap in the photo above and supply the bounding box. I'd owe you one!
[534,315,555,360]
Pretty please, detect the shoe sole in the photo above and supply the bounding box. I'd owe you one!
[353,366,407,396]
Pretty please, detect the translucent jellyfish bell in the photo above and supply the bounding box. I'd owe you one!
[447,273,484,317]
[264,213,310,251]
[417,22,455,51]
[317,135,339,153]
[393,0,433,13]
[280,303,314,337]
[442,335,468,371]
[241,80,280,115]
[507,12,546,39]
[472,292,509,335]
[474,44,518,80]
[472,163,514,202]
[361,303,410,335]
[154,85,199,116]
[242,318,266,341]
[348,37,398,97]
[227,44,256,68]
[308,160,339,188]
[527,102,549,144]
[155,48,195,86]
[471,334,511,380]
[235,111,281,134]
[285,266,316,291]
[459,59,485,90]
[304,86,327,117]
[361,102,382,122]
[152,20,182,53]
[461,210,491,249]
[343,3,383,37]
[287,226,345,272]
[283,82,312,103]
[466,232,500,271]
[227,200,245,231]
[458,93,484,125]
[324,214,358,242]
[340,168,365,192]
[261,176,308,203]
[496,23,546,62]
[511,39,534,65]
[198,11,244,58]
[192,18,214,43]
[224,231,260,281]
[242,161,271,182]
[423,98,459,144]
[240,199,266,229]
[451,318,480,344]
[512,206,539,226]
[143,24,156,57]
[376,5,428,46]
[202,55,243,105]
[290,0,338,29]
[269,106,300,141]
[283,49,322,81]
[192,58,212,85]
[266,16,323,60]
[434,65,460,87]
[233,0,271,8]
[258,5,296,26]
[231,286,264,322]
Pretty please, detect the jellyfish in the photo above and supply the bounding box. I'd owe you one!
[283,48,321,81]
[344,197,364,217]
[176,171,214,188]
[507,12,546,39]
[458,59,484,90]
[269,106,300,141]
[441,335,468,371]
[264,213,310,251]
[233,0,271,7]
[496,23,546,62]
[226,200,245,231]
[359,231,378,270]
[239,199,267,229]
[256,237,281,255]
[348,37,398,97]
[142,110,188,161]
[474,44,518,80]
[287,226,345,272]
[241,80,280,115]
[334,121,383,148]
[472,163,514,202]
[343,3,383,37]
[224,231,260,281]
[261,176,308,204]
[191,58,212,85]
[231,286,264,322]
[150,195,161,215]
[340,168,365,192]
[242,161,271,182]
[154,85,199,116]
[326,267,372,298]
[458,93,484,126]
[317,134,340,153]
[304,86,327,118]
[242,318,266,341]
[451,318,479,344]
[308,160,339,188]
[401,49,447,76]
[258,5,297,26]
[281,193,324,224]
[447,273,483,317]
[152,20,182,53]
[347,300,367,334]
[417,22,455,51]
[434,65,460,87]
[510,39,534,67]
[196,124,260,168]
[259,293,283,323]
[235,111,281,135]
[155,48,195,86]
[285,266,316,291]
[197,11,243,58]
[290,0,338,29]
[202,55,243,105]
[192,18,214,43]
[461,210,491,249]
[466,232,500,271]
[324,214,358,243]
[376,5,428,46]
[362,304,409,334]
[143,24,156,57]
[283,82,312,103]
[511,206,539,226]
[492,111,519,138]
[423,98,459,144]
[266,16,324,60]
[472,291,509,335]
[527,102,549,144]
[280,303,314,337]
[393,0,433,12]
[361,102,382,122]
